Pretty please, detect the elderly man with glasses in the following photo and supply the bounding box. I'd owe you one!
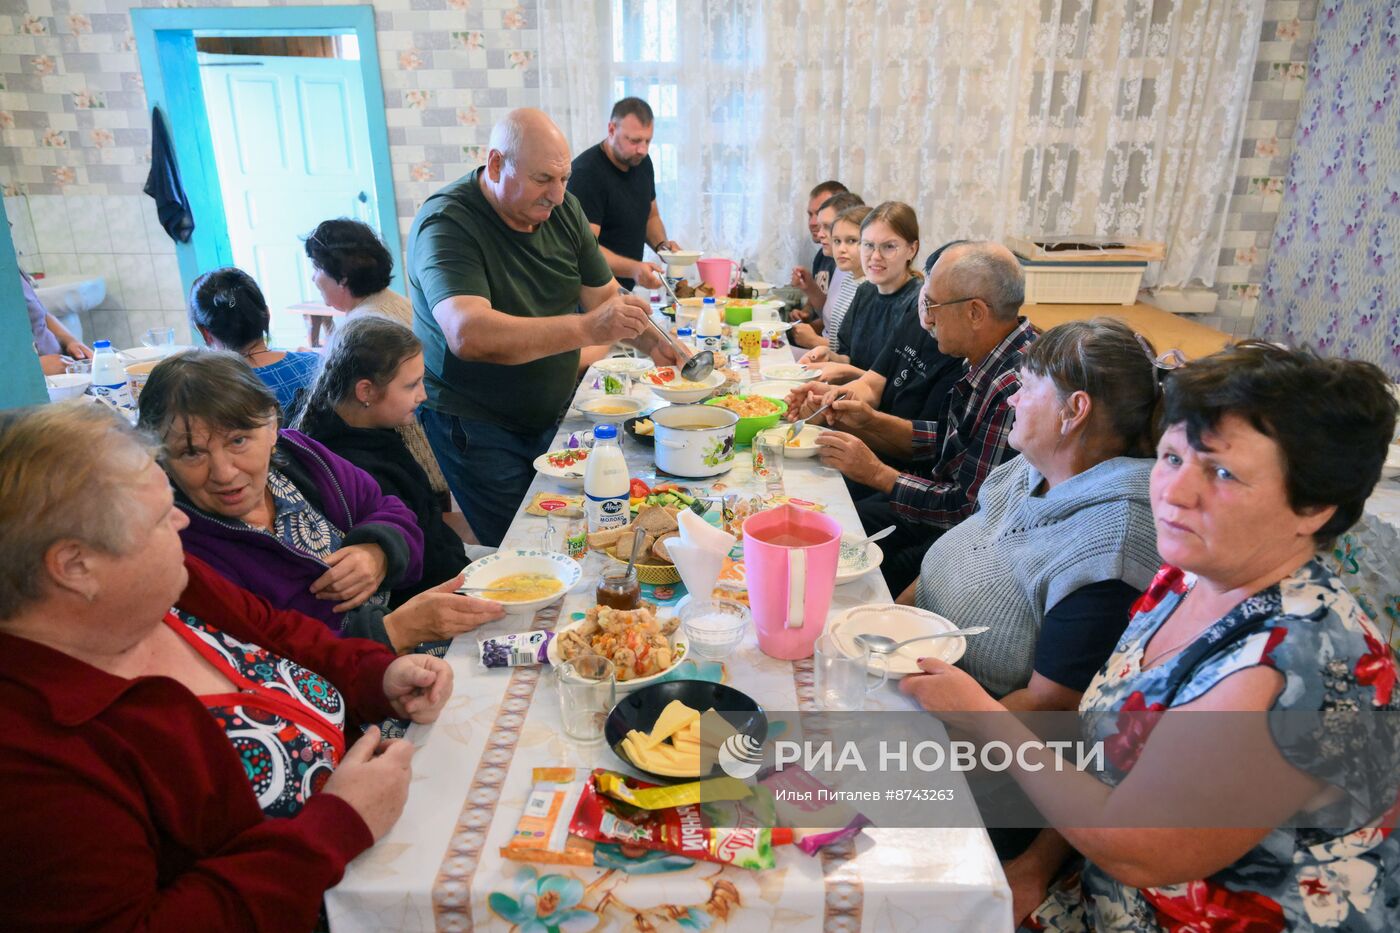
[812,240,1038,593]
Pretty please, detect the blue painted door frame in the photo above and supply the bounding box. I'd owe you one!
[131,6,402,306]
[0,216,49,410]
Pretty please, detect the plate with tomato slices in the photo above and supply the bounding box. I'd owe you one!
[533,447,590,488]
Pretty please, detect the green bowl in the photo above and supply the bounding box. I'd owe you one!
[723,304,754,326]
[704,395,787,446]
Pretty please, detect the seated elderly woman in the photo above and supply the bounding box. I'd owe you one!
[901,318,1162,709]
[904,342,1400,930]
[0,402,456,928]
[138,350,499,652]
[189,267,322,416]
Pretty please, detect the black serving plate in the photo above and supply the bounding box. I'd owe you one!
[623,415,655,447]
[605,679,767,781]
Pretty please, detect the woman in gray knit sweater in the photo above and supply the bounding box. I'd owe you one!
[905,318,1163,710]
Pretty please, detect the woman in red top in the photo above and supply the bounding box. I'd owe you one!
[0,402,458,930]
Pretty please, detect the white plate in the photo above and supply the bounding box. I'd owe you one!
[546,612,689,692]
[658,249,703,266]
[118,345,191,363]
[764,364,820,382]
[533,448,590,487]
[834,534,884,584]
[457,550,582,615]
[827,604,966,673]
[594,356,655,376]
[747,380,802,400]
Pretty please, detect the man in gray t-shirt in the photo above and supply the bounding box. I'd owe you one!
[408,108,682,546]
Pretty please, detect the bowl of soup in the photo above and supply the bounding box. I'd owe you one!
[456,549,582,615]
[577,395,647,424]
[642,366,726,403]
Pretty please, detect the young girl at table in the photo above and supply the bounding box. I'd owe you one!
[188,267,322,418]
[799,201,921,384]
[790,203,871,351]
[296,314,470,604]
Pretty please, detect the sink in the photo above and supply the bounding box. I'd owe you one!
[33,274,106,317]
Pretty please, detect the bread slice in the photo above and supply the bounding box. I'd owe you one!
[634,504,679,537]
[587,523,631,550]
[651,531,680,562]
[615,531,656,560]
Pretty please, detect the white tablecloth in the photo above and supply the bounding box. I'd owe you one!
[327,344,1012,932]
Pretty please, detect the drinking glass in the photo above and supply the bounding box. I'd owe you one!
[737,323,763,368]
[752,429,786,494]
[64,359,92,375]
[544,506,588,561]
[813,631,888,711]
[557,656,616,742]
[142,327,176,351]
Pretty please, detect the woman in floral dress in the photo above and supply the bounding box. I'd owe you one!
[903,341,1400,931]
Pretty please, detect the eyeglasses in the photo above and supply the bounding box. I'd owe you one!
[921,295,977,315]
[859,241,912,258]
[1135,333,1187,371]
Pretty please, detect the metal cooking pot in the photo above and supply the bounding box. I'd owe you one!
[651,404,738,478]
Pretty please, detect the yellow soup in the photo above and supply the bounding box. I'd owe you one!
[589,403,635,415]
[481,572,563,602]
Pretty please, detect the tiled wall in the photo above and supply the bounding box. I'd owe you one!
[1203,0,1317,338]
[0,0,541,348]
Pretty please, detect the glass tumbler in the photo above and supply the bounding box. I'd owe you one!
[752,428,786,494]
[813,631,889,711]
[557,656,616,742]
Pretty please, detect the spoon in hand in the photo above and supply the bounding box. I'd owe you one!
[786,389,849,442]
[854,626,991,655]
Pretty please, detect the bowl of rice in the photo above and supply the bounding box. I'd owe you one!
[704,394,787,446]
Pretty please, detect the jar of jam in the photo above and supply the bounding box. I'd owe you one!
[596,564,640,610]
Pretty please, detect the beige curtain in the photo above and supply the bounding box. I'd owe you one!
[540,0,1265,288]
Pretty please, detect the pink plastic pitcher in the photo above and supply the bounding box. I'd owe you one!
[696,258,739,296]
[742,505,842,660]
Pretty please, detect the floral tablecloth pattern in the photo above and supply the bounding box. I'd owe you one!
[325,347,1012,932]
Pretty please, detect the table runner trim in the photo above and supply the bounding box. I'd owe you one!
[793,657,866,932]
[430,603,562,931]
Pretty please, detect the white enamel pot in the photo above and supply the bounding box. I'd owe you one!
[651,404,739,478]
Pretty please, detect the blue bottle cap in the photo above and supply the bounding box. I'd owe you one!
[702,297,716,305]
[93,339,112,349]
[594,423,618,440]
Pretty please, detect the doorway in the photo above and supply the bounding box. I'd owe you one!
[132,7,400,348]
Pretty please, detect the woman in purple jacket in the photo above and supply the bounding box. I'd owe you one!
[137,350,502,652]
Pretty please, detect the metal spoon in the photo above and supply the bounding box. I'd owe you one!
[785,389,849,442]
[846,525,896,549]
[620,285,714,382]
[854,626,991,654]
[623,525,647,578]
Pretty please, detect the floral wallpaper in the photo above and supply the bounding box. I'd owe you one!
[1255,0,1400,380]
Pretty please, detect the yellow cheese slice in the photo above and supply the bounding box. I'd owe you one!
[642,700,702,748]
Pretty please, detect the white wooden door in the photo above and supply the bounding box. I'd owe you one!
[199,53,379,345]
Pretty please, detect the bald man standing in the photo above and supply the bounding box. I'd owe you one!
[408,108,680,546]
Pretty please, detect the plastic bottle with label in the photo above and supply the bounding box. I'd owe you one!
[583,423,630,534]
[696,297,723,355]
[88,340,134,409]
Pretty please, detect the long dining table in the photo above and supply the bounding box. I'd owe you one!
[326,332,1013,932]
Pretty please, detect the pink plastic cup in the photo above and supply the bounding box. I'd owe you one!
[742,505,842,660]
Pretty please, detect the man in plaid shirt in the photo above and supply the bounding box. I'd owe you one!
[815,241,1036,592]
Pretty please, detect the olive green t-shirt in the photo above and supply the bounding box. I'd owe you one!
[407,168,613,433]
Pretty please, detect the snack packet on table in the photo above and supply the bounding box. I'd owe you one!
[479,630,553,669]
[570,769,792,870]
[501,768,697,874]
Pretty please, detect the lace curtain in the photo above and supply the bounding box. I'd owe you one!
[540,0,1264,289]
